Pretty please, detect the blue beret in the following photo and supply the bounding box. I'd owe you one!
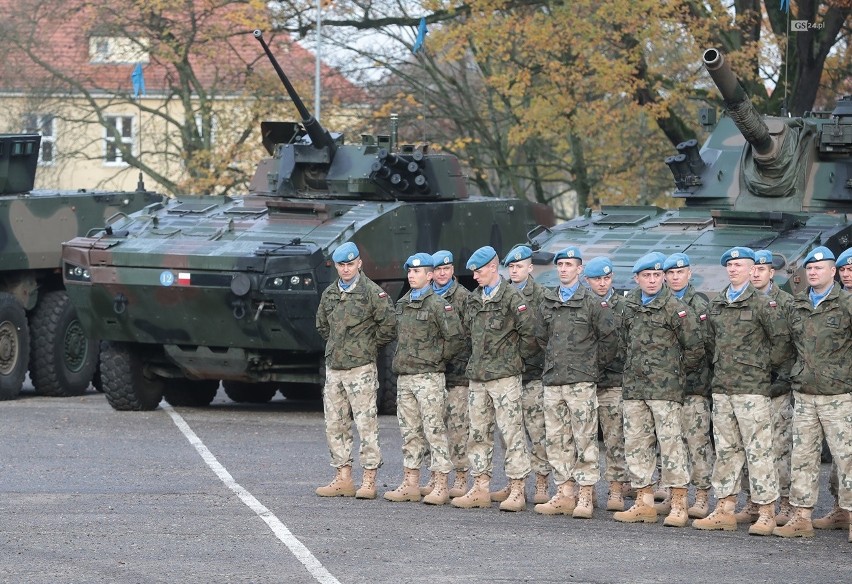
[585,256,613,278]
[467,246,497,270]
[803,246,835,266]
[837,247,852,267]
[632,252,667,274]
[663,253,690,271]
[404,252,435,270]
[432,250,453,266]
[332,242,360,263]
[753,249,774,266]
[502,245,533,267]
[553,246,582,264]
[720,246,755,266]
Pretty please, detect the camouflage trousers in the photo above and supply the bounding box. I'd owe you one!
[771,392,793,498]
[681,395,714,490]
[789,392,852,510]
[445,384,470,472]
[623,399,689,489]
[522,379,550,476]
[543,381,600,486]
[597,386,627,482]
[323,362,381,470]
[710,393,778,504]
[396,372,452,473]
[467,375,531,480]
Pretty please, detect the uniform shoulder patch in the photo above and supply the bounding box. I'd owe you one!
[444,304,453,312]
[677,310,687,318]
[699,313,707,321]
[518,304,527,312]
[600,301,609,308]
[769,300,777,308]
[378,291,388,298]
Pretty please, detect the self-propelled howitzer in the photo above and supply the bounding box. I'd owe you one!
[61,31,554,412]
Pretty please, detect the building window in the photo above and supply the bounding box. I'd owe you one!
[104,115,134,165]
[89,36,149,64]
[23,114,56,165]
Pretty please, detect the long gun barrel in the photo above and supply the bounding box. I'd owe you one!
[254,30,336,154]
[703,48,773,156]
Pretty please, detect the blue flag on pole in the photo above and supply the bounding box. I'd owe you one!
[131,63,146,98]
[780,0,789,12]
[412,17,428,53]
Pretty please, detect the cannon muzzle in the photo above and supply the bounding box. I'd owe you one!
[254,30,336,155]
[703,48,773,156]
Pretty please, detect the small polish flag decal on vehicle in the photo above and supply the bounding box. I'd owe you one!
[178,272,191,285]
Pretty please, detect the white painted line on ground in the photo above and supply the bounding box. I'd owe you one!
[162,403,342,584]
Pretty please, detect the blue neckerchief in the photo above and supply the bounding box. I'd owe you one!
[514,278,528,291]
[672,287,687,300]
[809,284,833,308]
[726,282,748,303]
[338,274,358,292]
[410,284,431,301]
[641,291,660,305]
[483,280,500,297]
[602,287,614,302]
[559,282,579,302]
[433,279,453,296]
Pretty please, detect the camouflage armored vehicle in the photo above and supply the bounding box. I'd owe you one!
[60,30,555,412]
[525,48,852,296]
[0,133,162,400]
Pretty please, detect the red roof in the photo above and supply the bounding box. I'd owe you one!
[0,0,361,103]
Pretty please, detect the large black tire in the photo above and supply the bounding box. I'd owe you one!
[223,381,278,403]
[278,382,318,401]
[0,293,30,401]
[29,290,98,397]
[376,342,397,415]
[99,341,163,411]
[163,378,220,407]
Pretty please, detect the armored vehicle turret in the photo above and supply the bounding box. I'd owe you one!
[61,31,555,412]
[0,133,161,400]
[523,48,852,297]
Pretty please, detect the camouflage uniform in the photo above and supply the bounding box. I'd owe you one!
[462,278,536,480]
[393,287,464,472]
[764,284,795,499]
[316,272,397,469]
[787,286,852,511]
[538,285,617,486]
[621,287,704,488]
[595,292,628,484]
[438,279,472,472]
[706,283,791,504]
[518,277,550,477]
[678,285,715,490]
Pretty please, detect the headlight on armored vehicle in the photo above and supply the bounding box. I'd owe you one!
[263,272,315,291]
[65,262,92,282]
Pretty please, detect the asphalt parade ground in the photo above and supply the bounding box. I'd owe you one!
[2,385,850,584]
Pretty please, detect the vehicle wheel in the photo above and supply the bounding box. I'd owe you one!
[29,290,98,397]
[92,362,103,392]
[163,378,219,407]
[0,293,29,401]
[99,341,163,411]
[223,381,277,403]
[376,342,397,415]
[278,382,318,401]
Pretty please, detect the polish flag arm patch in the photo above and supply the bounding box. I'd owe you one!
[769,300,777,308]
[444,305,453,311]
[677,310,687,318]
[378,292,388,298]
[518,304,527,312]
[600,301,609,308]
[699,314,707,321]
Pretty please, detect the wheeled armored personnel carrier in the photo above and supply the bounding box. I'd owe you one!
[61,30,555,412]
[526,48,852,296]
[0,133,161,400]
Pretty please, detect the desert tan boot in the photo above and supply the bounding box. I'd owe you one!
[419,471,437,496]
[533,473,550,504]
[534,481,577,515]
[423,472,450,505]
[748,503,777,536]
[572,485,595,519]
[316,465,356,497]
[490,485,511,502]
[663,487,689,527]
[813,503,849,530]
[606,481,625,512]
[692,495,737,531]
[775,497,793,526]
[384,468,421,502]
[448,470,469,499]
[451,474,491,509]
[499,478,527,512]
[613,486,657,523]
[688,488,710,519]
[734,498,760,523]
[773,507,815,538]
[355,468,378,499]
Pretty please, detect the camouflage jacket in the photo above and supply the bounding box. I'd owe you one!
[788,285,852,396]
[680,285,712,398]
[518,277,546,383]
[597,292,625,389]
[392,287,464,375]
[461,278,537,382]
[621,286,704,403]
[766,284,796,398]
[315,272,397,370]
[439,279,472,386]
[538,284,617,386]
[706,282,792,396]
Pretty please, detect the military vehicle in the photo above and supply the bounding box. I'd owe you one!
[524,48,852,297]
[60,30,555,413]
[0,133,162,400]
